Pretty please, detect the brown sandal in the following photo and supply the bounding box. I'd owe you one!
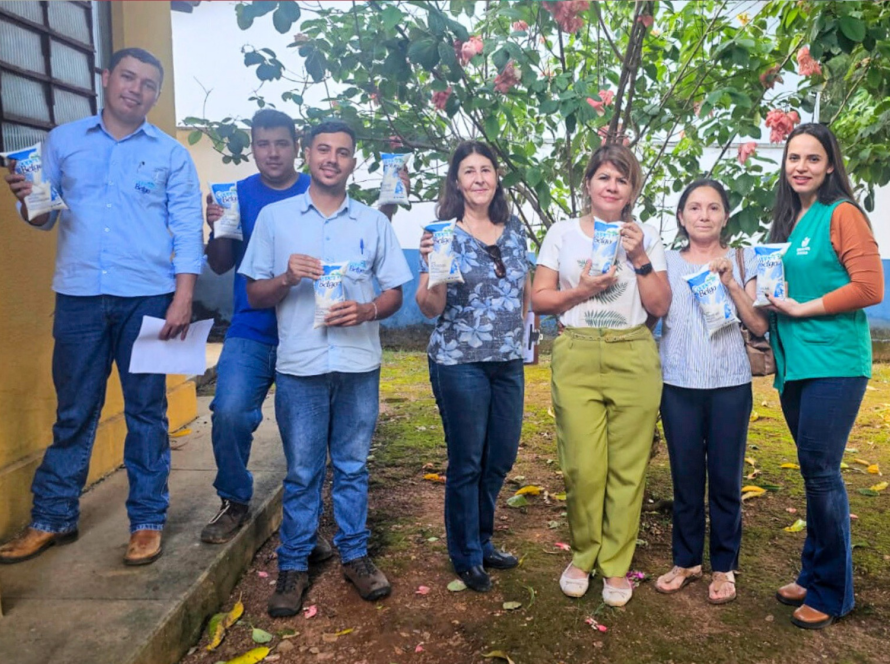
[708,571,737,605]
[655,565,702,594]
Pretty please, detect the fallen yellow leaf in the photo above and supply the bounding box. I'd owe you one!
[514,485,543,496]
[741,485,766,494]
[867,464,882,475]
[780,463,800,469]
[742,491,764,502]
[840,462,850,469]
[552,492,566,501]
[745,457,757,467]
[750,411,760,422]
[423,473,446,483]
[547,407,555,418]
[854,459,872,466]
[869,481,888,492]
[208,597,244,651]
[482,651,516,664]
[746,469,762,480]
[784,519,806,533]
[224,647,271,664]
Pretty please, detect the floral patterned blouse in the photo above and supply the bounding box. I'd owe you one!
[420,215,529,365]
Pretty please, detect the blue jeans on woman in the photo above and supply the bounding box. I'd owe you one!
[30,293,173,534]
[428,358,524,573]
[209,337,277,506]
[660,383,751,573]
[274,369,380,571]
[780,376,868,618]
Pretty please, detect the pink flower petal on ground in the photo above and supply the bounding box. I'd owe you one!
[257,571,269,578]
[597,624,608,632]
[416,585,431,595]
[415,644,425,653]
[554,542,571,551]
[303,605,318,619]
[850,514,859,520]
[786,507,798,514]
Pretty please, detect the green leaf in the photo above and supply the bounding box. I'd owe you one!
[235,4,254,30]
[447,579,467,592]
[303,48,327,82]
[857,488,880,497]
[483,113,499,138]
[502,601,522,611]
[506,494,529,508]
[492,47,510,72]
[839,16,866,43]
[381,5,402,31]
[428,9,446,37]
[188,130,203,146]
[244,51,264,67]
[407,38,441,71]
[251,628,274,644]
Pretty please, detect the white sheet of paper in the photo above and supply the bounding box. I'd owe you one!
[129,316,214,375]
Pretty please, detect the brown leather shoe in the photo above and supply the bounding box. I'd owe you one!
[776,581,807,607]
[124,529,163,566]
[791,604,836,630]
[0,527,78,564]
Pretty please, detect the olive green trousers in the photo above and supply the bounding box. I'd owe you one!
[551,325,662,576]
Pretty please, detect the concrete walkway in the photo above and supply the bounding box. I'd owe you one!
[0,393,285,664]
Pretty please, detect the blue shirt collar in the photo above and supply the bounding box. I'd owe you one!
[89,112,159,141]
[300,190,359,220]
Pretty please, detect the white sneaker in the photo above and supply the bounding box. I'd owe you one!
[559,563,590,598]
[602,578,633,607]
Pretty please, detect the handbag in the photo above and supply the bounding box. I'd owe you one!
[736,248,776,377]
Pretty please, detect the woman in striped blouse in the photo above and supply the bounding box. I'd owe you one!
[654,180,767,604]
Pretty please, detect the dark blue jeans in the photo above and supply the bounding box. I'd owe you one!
[274,370,380,571]
[209,337,277,505]
[780,376,868,618]
[31,293,172,534]
[429,358,524,573]
[660,383,751,573]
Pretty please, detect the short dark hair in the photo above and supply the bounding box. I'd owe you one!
[675,179,731,247]
[306,120,356,151]
[108,48,164,86]
[250,109,297,144]
[437,141,510,225]
[583,144,642,222]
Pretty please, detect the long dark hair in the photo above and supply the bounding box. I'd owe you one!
[583,144,642,222]
[437,141,510,224]
[769,123,867,242]
[675,179,731,249]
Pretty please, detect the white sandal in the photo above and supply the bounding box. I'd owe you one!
[655,565,703,594]
[559,563,590,598]
[602,577,633,607]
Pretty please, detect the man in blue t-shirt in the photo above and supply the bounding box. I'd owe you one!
[201,110,403,548]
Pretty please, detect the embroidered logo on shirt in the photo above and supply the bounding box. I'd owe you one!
[797,236,811,256]
[134,180,156,194]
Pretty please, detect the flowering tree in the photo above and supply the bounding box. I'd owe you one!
[185,0,890,245]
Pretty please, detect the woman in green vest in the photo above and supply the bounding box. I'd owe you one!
[765,123,883,629]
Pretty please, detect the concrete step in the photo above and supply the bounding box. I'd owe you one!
[0,395,285,664]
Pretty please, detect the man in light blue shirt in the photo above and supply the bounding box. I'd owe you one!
[240,120,412,617]
[0,48,203,567]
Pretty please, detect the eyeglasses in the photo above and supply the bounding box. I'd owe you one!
[483,244,506,279]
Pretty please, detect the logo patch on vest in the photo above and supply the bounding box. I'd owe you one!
[796,236,811,256]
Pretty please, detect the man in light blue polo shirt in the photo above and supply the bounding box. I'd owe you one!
[240,120,412,617]
[0,48,203,567]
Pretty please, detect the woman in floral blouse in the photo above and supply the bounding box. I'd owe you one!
[416,141,530,593]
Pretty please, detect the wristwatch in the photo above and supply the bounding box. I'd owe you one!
[633,262,653,276]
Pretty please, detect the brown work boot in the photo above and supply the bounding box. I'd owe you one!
[268,570,310,618]
[0,527,78,564]
[309,535,334,564]
[200,499,249,544]
[342,556,391,601]
[124,529,163,566]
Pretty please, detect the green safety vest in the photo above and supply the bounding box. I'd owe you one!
[771,200,872,393]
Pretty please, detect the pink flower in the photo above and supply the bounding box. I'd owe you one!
[759,65,784,90]
[586,90,613,116]
[415,585,431,595]
[599,89,614,106]
[494,61,520,94]
[432,86,452,111]
[457,35,484,65]
[637,14,654,28]
[737,141,757,165]
[765,109,801,143]
[543,1,590,33]
[554,542,571,551]
[797,46,822,77]
[512,20,529,32]
[587,98,605,115]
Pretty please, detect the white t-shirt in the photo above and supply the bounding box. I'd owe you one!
[537,218,667,329]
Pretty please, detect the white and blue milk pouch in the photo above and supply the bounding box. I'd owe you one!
[0,143,67,220]
[208,182,242,241]
[424,220,464,287]
[377,153,409,206]
[590,220,622,275]
[753,243,791,307]
[684,266,739,337]
[313,261,348,329]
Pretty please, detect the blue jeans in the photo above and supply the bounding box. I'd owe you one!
[274,369,380,571]
[209,337,277,505]
[31,293,173,534]
[780,376,867,618]
[660,383,751,573]
[428,359,524,573]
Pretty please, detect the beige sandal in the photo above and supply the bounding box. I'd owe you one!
[655,565,702,594]
[708,571,737,605]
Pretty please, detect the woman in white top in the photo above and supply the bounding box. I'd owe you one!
[654,179,767,604]
[532,144,670,605]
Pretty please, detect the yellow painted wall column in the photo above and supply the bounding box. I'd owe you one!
[0,1,196,544]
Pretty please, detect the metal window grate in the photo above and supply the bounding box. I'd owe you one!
[0,0,107,151]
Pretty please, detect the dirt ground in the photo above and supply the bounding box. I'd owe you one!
[182,351,890,664]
